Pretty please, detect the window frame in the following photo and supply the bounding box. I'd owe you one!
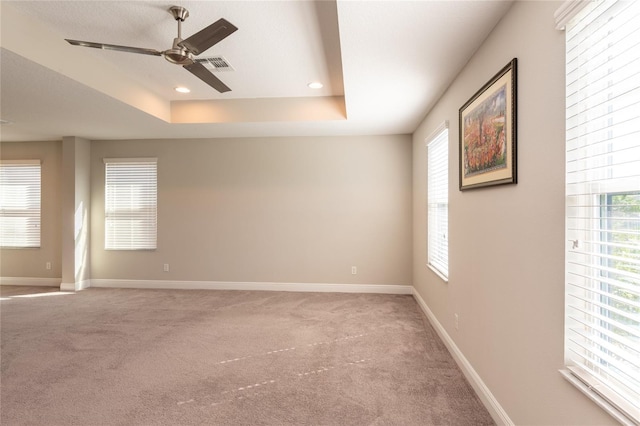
[0,160,42,249]
[427,122,449,281]
[560,0,640,423]
[104,158,158,251]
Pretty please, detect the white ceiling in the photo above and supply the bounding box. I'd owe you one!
[0,0,513,142]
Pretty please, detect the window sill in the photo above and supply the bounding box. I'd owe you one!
[427,264,448,283]
[559,369,638,426]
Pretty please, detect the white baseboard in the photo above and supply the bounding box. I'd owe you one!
[60,280,91,292]
[412,289,514,426]
[0,277,61,287]
[90,279,413,294]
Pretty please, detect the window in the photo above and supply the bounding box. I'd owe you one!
[104,158,157,250]
[0,160,41,248]
[427,124,449,280]
[563,1,640,423]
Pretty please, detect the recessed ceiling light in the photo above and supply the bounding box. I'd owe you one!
[174,86,190,93]
[308,82,323,89]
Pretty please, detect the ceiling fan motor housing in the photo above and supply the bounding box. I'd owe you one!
[163,38,193,65]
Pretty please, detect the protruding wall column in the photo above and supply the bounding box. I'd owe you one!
[61,137,91,291]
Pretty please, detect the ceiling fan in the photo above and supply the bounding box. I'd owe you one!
[65,6,238,93]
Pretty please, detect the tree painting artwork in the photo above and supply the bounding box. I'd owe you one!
[462,84,507,178]
[459,58,516,190]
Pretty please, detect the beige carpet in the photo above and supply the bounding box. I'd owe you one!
[1,286,494,425]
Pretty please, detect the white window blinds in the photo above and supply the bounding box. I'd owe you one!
[0,160,41,248]
[427,125,449,279]
[104,158,157,250]
[564,0,640,423]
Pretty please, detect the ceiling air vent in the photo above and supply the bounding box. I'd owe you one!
[195,56,235,72]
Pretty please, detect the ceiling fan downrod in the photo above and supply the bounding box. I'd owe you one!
[164,6,193,65]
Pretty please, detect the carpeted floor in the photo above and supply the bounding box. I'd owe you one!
[0,286,494,425]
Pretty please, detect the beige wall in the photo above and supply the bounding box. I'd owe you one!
[413,1,614,425]
[0,140,62,278]
[90,135,412,285]
[3,3,610,422]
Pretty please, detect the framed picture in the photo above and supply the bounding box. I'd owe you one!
[459,58,517,190]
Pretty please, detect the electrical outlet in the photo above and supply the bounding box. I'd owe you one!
[163,263,170,272]
[46,262,51,270]
[351,266,357,275]
[454,313,459,330]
